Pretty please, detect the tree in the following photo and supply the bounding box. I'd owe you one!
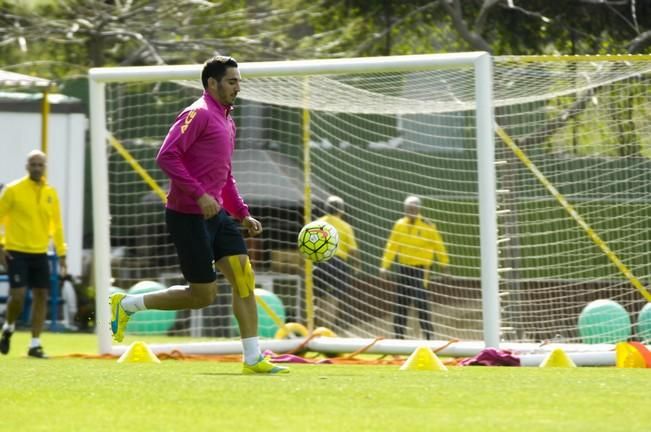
[441,0,651,55]
[0,0,323,71]
[2,0,651,77]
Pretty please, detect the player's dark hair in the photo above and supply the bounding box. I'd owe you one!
[201,56,238,89]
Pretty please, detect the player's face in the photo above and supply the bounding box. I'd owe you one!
[212,67,241,106]
[26,154,46,182]
[404,203,419,219]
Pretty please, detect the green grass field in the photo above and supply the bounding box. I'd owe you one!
[0,331,648,431]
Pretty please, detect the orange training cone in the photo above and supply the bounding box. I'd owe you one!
[539,348,576,368]
[117,341,161,364]
[628,342,651,368]
[400,346,448,371]
[615,342,649,368]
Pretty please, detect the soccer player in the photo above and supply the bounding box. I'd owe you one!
[379,195,448,340]
[109,56,288,374]
[314,195,359,333]
[0,150,68,358]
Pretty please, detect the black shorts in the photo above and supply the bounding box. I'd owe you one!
[165,208,248,283]
[6,251,50,289]
[313,256,350,299]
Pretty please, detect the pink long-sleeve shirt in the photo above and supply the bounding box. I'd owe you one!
[156,91,249,219]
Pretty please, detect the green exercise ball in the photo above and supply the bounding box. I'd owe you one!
[231,288,286,338]
[110,286,126,295]
[637,303,651,342]
[126,280,177,335]
[578,299,631,344]
[130,280,166,294]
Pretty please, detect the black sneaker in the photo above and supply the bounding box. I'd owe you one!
[0,330,12,355]
[27,346,48,359]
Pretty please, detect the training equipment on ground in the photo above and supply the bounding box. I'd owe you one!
[578,299,631,344]
[637,303,651,343]
[399,345,448,371]
[539,348,576,368]
[615,341,651,368]
[297,221,339,263]
[117,341,161,364]
[90,53,651,362]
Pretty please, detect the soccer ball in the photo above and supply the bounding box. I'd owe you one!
[297,220,339,263]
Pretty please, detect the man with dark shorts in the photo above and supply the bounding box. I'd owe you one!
[0,150,68,358]
[109,56,288,374]
[380,196,448,340]
[314,196,359,333]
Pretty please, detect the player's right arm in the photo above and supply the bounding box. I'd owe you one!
[425,222,449,270]
[343,223,361,273]
[0,186,13,269]
[196,193,220,219]
[380,220,402,276]
[156,108,214,213]
[220,168,249,221]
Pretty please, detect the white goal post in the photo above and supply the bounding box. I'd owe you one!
[89,52,498,355]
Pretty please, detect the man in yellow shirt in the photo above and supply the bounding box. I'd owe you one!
[314,195,359,333]
[380,195,448,340]
[0,150,67,358]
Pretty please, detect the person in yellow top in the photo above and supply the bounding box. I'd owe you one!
[0,150,67,358]
[380,195,448,340]
[314,195,359,333]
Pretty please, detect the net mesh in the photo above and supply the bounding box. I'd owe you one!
[101,56,651,345]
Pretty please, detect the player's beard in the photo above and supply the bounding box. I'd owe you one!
[218,87,237,106]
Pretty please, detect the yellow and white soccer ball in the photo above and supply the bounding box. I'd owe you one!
[297,220,339,263]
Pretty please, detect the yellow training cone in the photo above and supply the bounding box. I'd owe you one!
[117,341,161,364]
[539,348,576,368]
[615,342,646,368]
[400,346,448,371]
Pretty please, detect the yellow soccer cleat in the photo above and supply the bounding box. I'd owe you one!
[110,293,131,343]
[242,355,290,375]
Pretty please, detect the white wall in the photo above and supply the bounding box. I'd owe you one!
[0,111,86,278]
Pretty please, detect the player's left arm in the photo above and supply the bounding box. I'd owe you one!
[156,108,208,200]
[220,171,259,236]
[426,221,448,270]
[380,221,402,272]
[0,186,13,242]
[0,187,13,268]
[345,224,361,273]
[220,170,248,218]
[241,216,262,237]
[50,188,68,276]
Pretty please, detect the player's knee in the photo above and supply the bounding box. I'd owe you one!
[31,289,48,302]
[189,282,217,309]
[228,256,255,299]
[8,288,27,305]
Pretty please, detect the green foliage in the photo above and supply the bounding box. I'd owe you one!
[3,0,651,78]
[484,1,651,55]
[542,79,651,158]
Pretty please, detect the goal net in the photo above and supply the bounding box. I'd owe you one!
[493,56,651,344]
[90,53,651,356]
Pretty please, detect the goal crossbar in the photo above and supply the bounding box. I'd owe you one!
[89,52,487,82]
